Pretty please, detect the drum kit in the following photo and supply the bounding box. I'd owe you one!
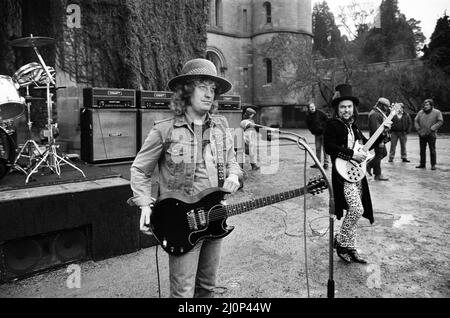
[0,34,85,183]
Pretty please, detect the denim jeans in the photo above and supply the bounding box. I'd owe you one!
[419,135,437,166]
[169,238,222,298]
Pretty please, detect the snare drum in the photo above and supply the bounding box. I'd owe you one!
[0,125,16,180]
[0,75,25,121]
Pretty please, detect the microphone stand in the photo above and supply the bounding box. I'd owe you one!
[274,129,336,298]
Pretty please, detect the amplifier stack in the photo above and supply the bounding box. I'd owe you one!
[80,87,242,163]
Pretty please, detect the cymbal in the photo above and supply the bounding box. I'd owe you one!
[10,36,55,47]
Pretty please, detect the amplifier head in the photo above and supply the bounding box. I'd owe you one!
[83,87,136,108]
[218,95,241,110]
[137,90,173,109]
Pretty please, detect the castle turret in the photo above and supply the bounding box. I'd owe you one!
[206,0,312,127]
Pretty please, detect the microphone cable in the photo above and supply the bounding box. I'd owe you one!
[155,245,161,298]
[302,145,311,298]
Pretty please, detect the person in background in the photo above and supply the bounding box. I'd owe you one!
[128,58,243,298]
[414,98,444,170]
[366,97,391,181]
[240,107,260,170]
[388,103,412,163]
[305,102,329,169]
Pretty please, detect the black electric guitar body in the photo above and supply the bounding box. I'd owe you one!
[150,177,327,256]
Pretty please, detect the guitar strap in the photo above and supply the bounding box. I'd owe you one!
[212,128,226,187]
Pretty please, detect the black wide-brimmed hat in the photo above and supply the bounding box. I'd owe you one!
[167,58,232,95]
[331,83,359,108]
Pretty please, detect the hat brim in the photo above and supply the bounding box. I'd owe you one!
[331,96,359,108]
[167,74,232,95]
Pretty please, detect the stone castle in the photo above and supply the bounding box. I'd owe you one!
[206,0,313,127]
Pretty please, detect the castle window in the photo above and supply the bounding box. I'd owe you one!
[264,58,272,84]
[263,2,272,24]
[207,0,212,25]
[215,0,222,27]
[243,67,249,87]
[243,9,248,32]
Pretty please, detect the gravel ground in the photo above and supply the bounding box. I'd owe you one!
[0,129,449,298]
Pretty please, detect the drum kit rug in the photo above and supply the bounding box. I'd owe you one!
[0,34,85,184]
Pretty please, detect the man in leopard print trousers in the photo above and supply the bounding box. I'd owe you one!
[324,84,391,263]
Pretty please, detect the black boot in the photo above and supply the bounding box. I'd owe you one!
[336,245,352,263]
[347,249,367,264]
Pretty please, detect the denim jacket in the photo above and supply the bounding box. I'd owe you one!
[127,113,243,207]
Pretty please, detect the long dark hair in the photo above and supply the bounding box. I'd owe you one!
[331,100,359,121]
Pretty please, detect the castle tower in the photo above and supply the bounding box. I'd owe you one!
[206,0,312,127]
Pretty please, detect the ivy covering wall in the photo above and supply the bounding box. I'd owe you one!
[57,0,208,89]
[0,0,208,130]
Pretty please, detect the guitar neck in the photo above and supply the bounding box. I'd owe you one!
[225,186,308,217]
[363,111,395,152]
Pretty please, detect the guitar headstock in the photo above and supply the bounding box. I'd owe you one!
[307,176,328,195]
[390,103,403,116]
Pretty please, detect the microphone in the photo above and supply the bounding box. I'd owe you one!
[240,119,279,131]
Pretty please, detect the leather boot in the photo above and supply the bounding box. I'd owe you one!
[336,245,352,263]
[347,249,367,264]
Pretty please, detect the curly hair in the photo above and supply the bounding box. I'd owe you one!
[169,77,220,116]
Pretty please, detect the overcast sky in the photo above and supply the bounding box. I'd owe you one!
[312,0,449,42]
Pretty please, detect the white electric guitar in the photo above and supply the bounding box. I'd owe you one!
[336,103,402,182]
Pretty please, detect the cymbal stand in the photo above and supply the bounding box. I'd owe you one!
[25,43,86,184]
[12,86,43,174]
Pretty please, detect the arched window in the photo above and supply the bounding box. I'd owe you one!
[206,51,225,77]
[263,2,271,24]
[264,58,272,83]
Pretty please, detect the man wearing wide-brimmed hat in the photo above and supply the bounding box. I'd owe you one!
[128,58,243,298]
[324,84,390,264]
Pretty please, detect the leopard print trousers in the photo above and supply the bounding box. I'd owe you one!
[337,181,364,249]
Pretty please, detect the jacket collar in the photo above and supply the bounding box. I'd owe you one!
[174,112,214,129]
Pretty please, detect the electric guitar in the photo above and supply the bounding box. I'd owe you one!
[335,103,402,182]
[149,177,328,256]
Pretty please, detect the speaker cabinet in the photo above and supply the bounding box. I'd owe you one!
[0,227,90,282]
[80,108,138,163]
[138,109,172,149]
[217,109,242,129]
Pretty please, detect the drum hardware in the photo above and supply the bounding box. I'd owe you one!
[11,34,86,183]
[12,87,44,174]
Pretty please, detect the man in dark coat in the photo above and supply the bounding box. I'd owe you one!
[388,103,412,162]
[324,84,391,264]
[305,102,329,169]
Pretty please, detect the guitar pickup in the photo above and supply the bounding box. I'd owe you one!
[197,209,206,226]
[187,210,198,230]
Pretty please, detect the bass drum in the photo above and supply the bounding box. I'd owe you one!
[0,126,15,180]
[0,75,25,121]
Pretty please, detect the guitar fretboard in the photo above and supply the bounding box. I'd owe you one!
[226,187,307,217]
